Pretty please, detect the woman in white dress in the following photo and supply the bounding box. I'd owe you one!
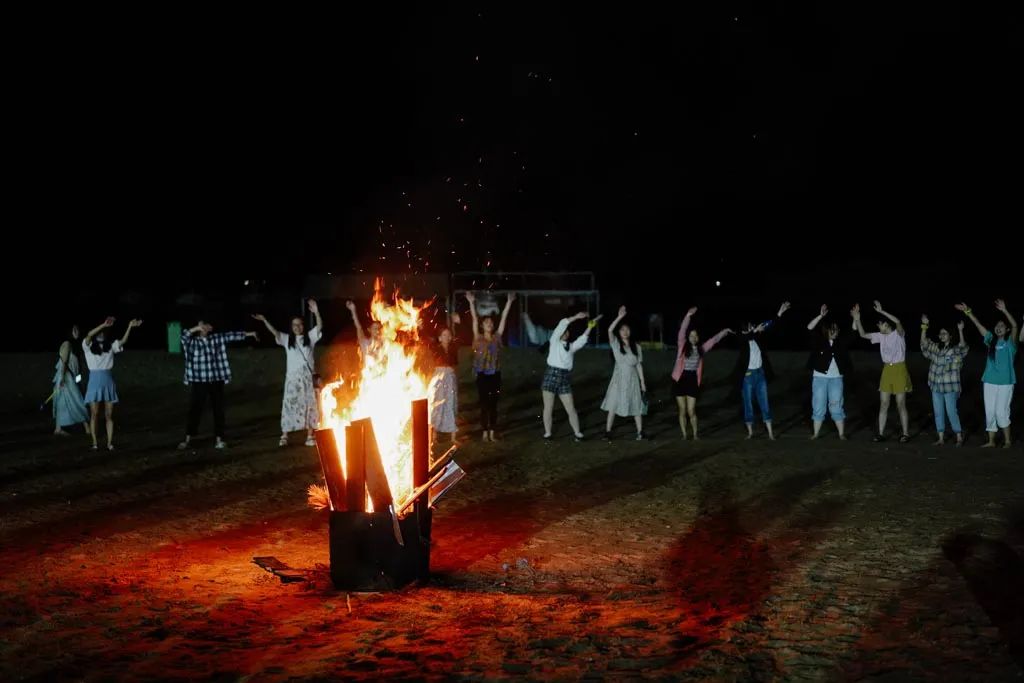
[602,306,647,440]
[428,313,461,445]
[253,299,324,447]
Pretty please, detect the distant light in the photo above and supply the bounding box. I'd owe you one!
[244,280,249,286]
[715,280,721,287]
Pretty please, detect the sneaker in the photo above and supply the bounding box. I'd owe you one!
[872,434,887,443]
[177,438,191,451]
[278,435,289,447]
[898,434,911,444]
[603,431,613,442]
[573,433,585,442]
[543,434,553,442]
[215,440,228,450]
[635,432,645,441]
[304,437,316,447]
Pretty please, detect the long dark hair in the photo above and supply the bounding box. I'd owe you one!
[617,331,639,357]
[89,337,113,355]
[682,338,704,358]
[288,332,311,349]
[987,332,999,362]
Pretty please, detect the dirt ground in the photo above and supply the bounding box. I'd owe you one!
[1,345,1022,681]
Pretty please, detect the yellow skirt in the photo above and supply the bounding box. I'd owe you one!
[879,362,913,394]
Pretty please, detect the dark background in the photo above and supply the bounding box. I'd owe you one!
[5,2,1021,351]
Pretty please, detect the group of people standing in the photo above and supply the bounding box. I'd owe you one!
[51,295,1018,451]
[423,296,1018,449]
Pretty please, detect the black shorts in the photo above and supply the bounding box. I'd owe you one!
[673,370,700,398]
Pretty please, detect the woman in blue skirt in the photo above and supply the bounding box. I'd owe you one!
[83,317,142,450]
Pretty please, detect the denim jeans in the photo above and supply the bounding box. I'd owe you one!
[811,375,845,422]
[931,390,962,434]
[742,368,772,423]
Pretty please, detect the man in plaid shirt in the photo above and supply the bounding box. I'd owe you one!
[178,321,258,450]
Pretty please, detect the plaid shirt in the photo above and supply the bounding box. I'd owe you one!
[921,338,968,393]
[182,331,249,384]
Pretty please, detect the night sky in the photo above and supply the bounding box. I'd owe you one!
[8,2,1021,349]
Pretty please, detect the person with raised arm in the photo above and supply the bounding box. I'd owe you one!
[253,298,324,448]
[957,300,1017,448]
[542,310,596,441]
[467,291,515,442]
[671,307,733,440]
[806,304,852,440]
[601,306,647,441]
[83,317,142,450]
[732,301,791,440]
[177,320,258,451]
[346,299,382,360]
[852,301,912,442]
[919,313,968,446]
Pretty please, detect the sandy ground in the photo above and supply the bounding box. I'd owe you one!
[1,345,1022,681]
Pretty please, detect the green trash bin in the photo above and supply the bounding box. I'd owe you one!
[167,321,182,354]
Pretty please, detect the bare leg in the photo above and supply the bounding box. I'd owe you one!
[982,432,998,448]
[605,411,615,434]
[104,402,115,448]
[765,421,775,440]
[745,422,754,439]
[811,420,823,439]
[634,415,643,436]
[559,393,582,437]
[542,391,556,437]
[878,391,891,436]
[89,404,99,449]
[836,420,846,440]
[1002,426,1012,448]
[676,397,688,439]
[895,392,909,437]
[686,397,699,439]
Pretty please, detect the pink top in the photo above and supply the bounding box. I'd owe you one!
[671,312,729,383]
[869,331,906,364]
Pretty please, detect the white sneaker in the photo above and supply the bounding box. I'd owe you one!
[304,437,316,447]
[177,440,189,450]
[215,440,227,450]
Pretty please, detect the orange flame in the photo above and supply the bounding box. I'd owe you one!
[318,278,429,512]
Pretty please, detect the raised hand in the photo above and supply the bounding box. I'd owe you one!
[820,304,828,317]
[307,299,319,314]
[921,314,929,326]
[873,300,883,314]
[686,306,698,317]
[251,314,266,322]
[345,300,356,312]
